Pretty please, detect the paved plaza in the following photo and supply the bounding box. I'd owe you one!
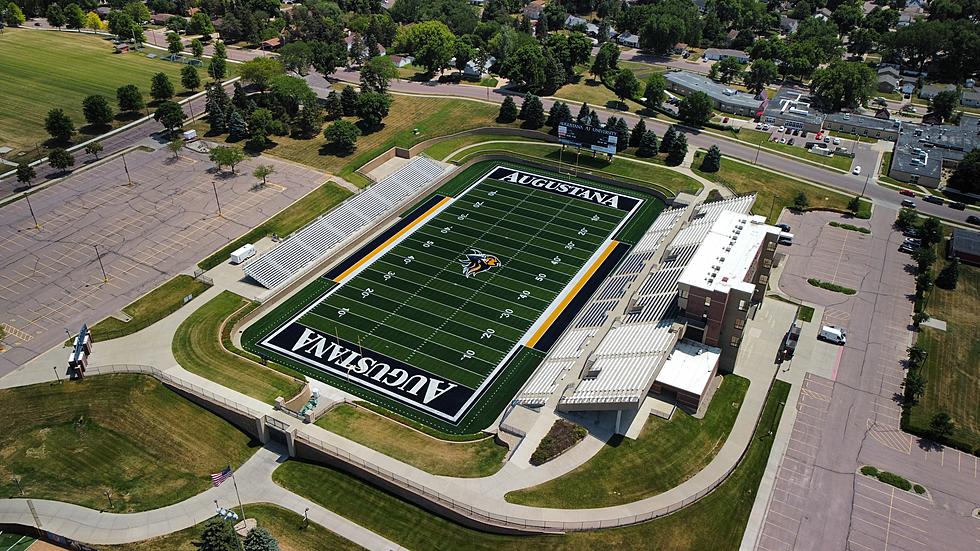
[0,146,326,378]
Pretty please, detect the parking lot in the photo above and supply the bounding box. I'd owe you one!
[0,146,325,378]
[848,477,931,551]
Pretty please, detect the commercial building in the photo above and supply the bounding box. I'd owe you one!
[704,48,749,63]
[890,116,980,188]
[824,112,903,141]
[949,228,980,266]
[762,88,825,132]
[665,71,767,117]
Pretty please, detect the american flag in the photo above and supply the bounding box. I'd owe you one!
[211,466,233,487]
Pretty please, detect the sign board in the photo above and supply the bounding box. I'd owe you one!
[558,121,619,155]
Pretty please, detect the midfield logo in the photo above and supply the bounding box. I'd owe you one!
[459,249,501,278]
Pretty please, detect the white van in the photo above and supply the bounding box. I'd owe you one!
[230,243,257,264]
[818,325,847,345]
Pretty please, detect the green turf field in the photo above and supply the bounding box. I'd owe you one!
[0,533,35,551]
[245,161,663,432]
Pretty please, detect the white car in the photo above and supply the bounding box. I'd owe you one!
[779,137,786,144]
[852,166,862,175]
[755,123,763,129]
[778,126,786,133]
[833,137,842,145]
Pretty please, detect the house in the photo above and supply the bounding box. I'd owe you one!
[389,55,414,68]
[461,56,496,79]
[95,6,111,17]
[618,33,640,48]
[948,229,980,266]
[150,13,178,25]
[188,7,201,15]
[961,89,980,108]
[114,43,129,53]
[564,15,588,29]
[523,0,546,20]
[919,83,956,100]
[815,7,832,20]
[704,48,749,63]
[901,82,916,96]
[674,43,689,55]
[665,71,766,116]
[898,13,914,27]
[344,33,386,58]
[877,67,901,94]
[260,37,282,50]
[585,22,599,36]
[779,15,799,34]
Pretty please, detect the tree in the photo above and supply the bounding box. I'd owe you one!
[921,217,943,246]
[746,59,778,94]
[948,149,980,194]
[907,344,927,367]
[929,412,955,441]
[678,91,713,127]
[187,11,214,36]
[150,72,175,101]
[395,20,456,75]
[936,258,960,289]
[253,165,275,187]
[666,132,688,166]
[700,145,722,172]
[357,91,392,130]
[227,109,248,141]
[340,86,359,116]
[324,120,361,154]
[498,95,518,123]
[591,42,619,80]
[82,95,113,127]
[612,117,630,152]
[44,108,75,142]
[84,141,103,160]
[895,208,918,230]
[46,4,65,29]
[630,119,647,148]
[612,69,640,109]
[499,43,546,93]
[660,125,677,153]
[360,55,397,94]
[643,74,667,108]
[5,3,26,26]
[85,11,104,32]
[810,61,876,111]
[209,42,228,80]
[637,130,659,157]
[122,2,150,25]
[577,102,591,123]
[165,16,186,34]
[832,1,864,35]
[903,369,926,405]
[931,90,959,123]
[167,136,183,158]
[325,91,343,121]
[191,38,204,59]
[167,32,183,56]
[153,100,184,134]
[247,108,273,150]
[279,41,314,76]
[181,65,201,92]
[242,527,280,551]
[239,58,284,91]
[521,95,545,129]
[15,162,35,188]
[209,146,245,173]
[715,57,744,84]
[793,192,810,210]
[116,84,144,113]
[198,519,238,551]
[48,148,75,172]
[913,246,937,273]
[65,3,85,30]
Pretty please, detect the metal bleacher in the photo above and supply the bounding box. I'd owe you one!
[244,156,447,290]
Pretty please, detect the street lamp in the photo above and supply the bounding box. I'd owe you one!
[105,490,113,509]
[304,507,309,527]
[12,475,23,495]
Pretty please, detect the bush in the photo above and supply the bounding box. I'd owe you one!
[860,465,879,477]
[913,484,925,494]
[829,221,871,234]
[876,471,912,491]
[529,419,587,466]
[807,278,857,295]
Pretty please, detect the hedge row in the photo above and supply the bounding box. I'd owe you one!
[829,221,871,234]
[530,419,587,466]
[860,465,916,492]
[807,278,858,295]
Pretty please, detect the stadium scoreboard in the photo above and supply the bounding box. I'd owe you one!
[558,121,618,155]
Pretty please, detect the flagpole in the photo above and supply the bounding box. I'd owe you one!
[230,467,246,523]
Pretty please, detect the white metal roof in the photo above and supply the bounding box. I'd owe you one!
[655,340,721,396]
[678,211,779,294]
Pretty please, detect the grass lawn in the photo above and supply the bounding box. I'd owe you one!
[273,380,790,550]
[173,291,305,403]
[198,182,351,270]
[907,242,980,452]
[734,129,854,172]
[553,76,646,113]
[618,60,667,80]
[87,275,210,342]
[0,533,34,551]
[422,132,543,161]
[0,28,229,159]
[507,376,749,507]
[316,403,507,477]
[0,375,255,512]
[195,95,508,188]
[827,130,877,144]
[448,141,702,196]
[106,503,362,551]
[693,152,864,223]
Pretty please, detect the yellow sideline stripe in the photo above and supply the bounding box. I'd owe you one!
[526,240,619,348]
[334,196,453,283]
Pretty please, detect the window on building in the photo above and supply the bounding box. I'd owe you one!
[734,318,745,330]
[704,296,711,307]
[759,274,769,285]
[730,336,741,347]
[678,287,688,299]
[767,242,777,252]
[738,299,747,311]
[763,258,772,268]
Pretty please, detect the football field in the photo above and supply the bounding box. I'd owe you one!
[245,162,660,432]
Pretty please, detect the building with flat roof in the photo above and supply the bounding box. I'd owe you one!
[704,48,749,63]
[676,211,781,371]
[824,112,903,141]
[949,228,980,266]
[650,340,721,411]
[762,88,825,132]
[890,117,980,188]
[665,71,766,116]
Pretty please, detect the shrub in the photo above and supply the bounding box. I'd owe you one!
[860,465,879,477]
[529,419,587,466]
[829,221,871,234]
[876,471,912,491]
[913,484,925,494]
[807,278,857,295]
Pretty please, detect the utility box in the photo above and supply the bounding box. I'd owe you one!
[230,243,256,264]
[182,129,198,141]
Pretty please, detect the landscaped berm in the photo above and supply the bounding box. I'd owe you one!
[244,160,665,433]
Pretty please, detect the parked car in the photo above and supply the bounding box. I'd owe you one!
[968,215,980,225]
[802,131,808,138]
[776,223,791,232]
[899,189,915,197]
[852,166,862,175]
[923,195,944,205]
[722,117,729,123]
[949,201,966,210]
[824,136,831,143]
[901,199,917,208]
[755,123,763,129]
[778,126,786,132]
[904,237,922,247]
[815,131,824,141]
[785,127,792,134]
[899,242,916,253]
[833,137,842,145]
[779,137,786,144]
[818,325,847,345]
[903,227,921,238]
[793,129,800,136]
[788,138,795,145]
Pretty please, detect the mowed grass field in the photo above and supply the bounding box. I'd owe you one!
[507,375,749,507]
[87,274,210,342]
[0,375,256,512]
[908,243,980,451]
[0,28,215,157]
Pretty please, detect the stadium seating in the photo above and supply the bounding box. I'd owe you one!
[245,156,446,290]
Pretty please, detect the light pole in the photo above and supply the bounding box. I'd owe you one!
[12,475,23,495]
[94,244,108,282]
[24,192,40,229]
[53,365,61,383]
[105,490,113,509]
[304,507,309,527]
[122,152,133,186]
[212,181,223,217]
